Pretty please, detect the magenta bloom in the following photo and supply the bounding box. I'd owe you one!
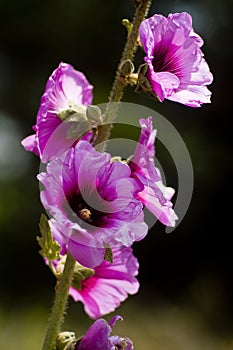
[129,117,178,227]
[67,246,139,319]
[38,141,147,268]
[139,12,213,107]
[51,244,139,319]
[22,62,93,162]
[75,316,134,350]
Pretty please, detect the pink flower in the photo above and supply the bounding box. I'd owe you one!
[38,141,147,268]
[139,12,213,107]
[129,117,178,227]
[52,244,139,319]
[75,316,134,350]
[22,62,93,162]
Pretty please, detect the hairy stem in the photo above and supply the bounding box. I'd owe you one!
[42,253,76,350]
[95,0,152,151]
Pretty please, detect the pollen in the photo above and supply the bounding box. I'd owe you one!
[79,208,92,221]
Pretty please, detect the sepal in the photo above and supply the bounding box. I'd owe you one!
[136,63,161,101]
[72,262,95,290]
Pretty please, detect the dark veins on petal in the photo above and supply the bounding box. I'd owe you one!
[152,46,181,76]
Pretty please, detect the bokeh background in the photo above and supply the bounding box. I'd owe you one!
[0,0,232,349]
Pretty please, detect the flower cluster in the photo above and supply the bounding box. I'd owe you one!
[22,10,212,349]
[23,60,178,267]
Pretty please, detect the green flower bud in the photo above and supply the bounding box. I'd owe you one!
[119,59,135,77]
[86,105,102,124]
[122,19,133,35]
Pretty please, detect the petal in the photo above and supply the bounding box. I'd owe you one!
[139,14,168,58]
[138,185,178,227]
[190,54,213,85]
[108,315,123,327]
[68,237,105,268]
[57,62,93,106]
[38,116,79,163]
[149,70,180,100]
[168,84,212,107]
[37,155,66,215]
[76,319,111,350]
[21,133,39,156]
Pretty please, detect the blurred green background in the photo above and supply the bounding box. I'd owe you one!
[0,0,232,349]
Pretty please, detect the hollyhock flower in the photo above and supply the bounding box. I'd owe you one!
[139,12,213,107]
[38,140,147,268]
[22,62,93,162]
[75,316,134,350]
[51,244,139,319]
[129,117,178,227]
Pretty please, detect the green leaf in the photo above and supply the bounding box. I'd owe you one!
[37,214,61,261]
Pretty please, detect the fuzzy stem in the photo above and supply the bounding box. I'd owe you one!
[42,253,76,350]
[95,0,151,151]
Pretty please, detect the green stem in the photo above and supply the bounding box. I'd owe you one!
[94,0,152,151]
[42,253,76,350]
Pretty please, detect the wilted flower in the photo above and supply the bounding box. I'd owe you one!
[38,140,147,268]
[129,117,178,227]
[22,62,94,162]
[139,12,213,107]
[51,245,139,319]
[75,316,134,350]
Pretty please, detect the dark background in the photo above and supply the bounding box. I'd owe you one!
[0,0,232,344]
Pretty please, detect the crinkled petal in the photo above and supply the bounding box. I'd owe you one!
[130,117,160,182]
[167,84,212,107]
[130,117,178,227]
[138,185,178,227]
[139,14,168,58]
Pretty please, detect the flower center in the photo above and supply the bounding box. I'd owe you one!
[79,208,92,221]
[152,47,175,73]
[64,190,105,228]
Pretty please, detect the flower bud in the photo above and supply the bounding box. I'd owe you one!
[119,59,135,77]
[56,331,76,350]
[122,19,133,34]
[86,105,102,125]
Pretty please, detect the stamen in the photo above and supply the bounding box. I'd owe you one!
[79,208,92,221]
